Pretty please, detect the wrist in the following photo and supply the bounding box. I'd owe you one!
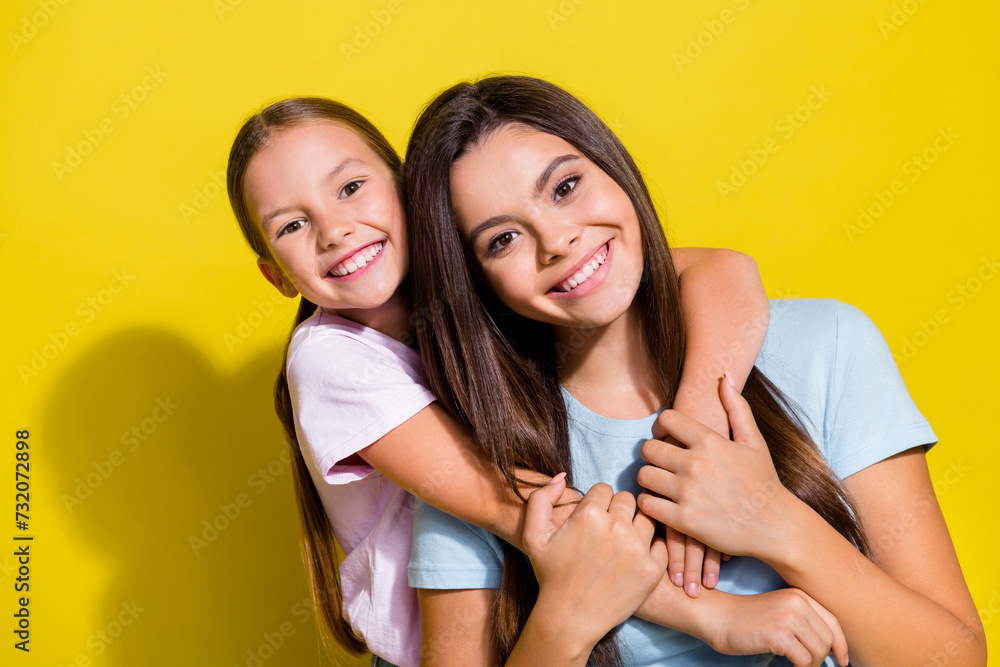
[761,488,818,573]
[670,391,728,438]
[634,581,722,645]
[524,589,595,662]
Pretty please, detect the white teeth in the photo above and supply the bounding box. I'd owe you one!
[329,242,383,277]
[556,244,608,292]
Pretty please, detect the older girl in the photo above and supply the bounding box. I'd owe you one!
[404,76,985,666]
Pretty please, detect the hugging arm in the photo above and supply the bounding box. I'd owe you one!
[639,376,986,666]
[359,403,576,551]
[670,246,767,429]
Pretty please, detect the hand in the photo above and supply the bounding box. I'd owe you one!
[522,476,667,651]
[709,588,849,667]
[637,373,798,562]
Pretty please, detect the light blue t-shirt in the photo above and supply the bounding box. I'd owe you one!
[408,299,938,666]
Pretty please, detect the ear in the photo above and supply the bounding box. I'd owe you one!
[257,257,299,298]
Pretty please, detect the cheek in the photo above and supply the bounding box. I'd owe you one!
[485,259,537,310]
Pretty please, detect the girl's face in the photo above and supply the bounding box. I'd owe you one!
[450,124,644,330]
[245,122,407,319]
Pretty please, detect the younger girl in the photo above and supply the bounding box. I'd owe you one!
[226,97,772,665]
[403,76,985,666]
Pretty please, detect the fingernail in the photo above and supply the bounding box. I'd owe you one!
[723,370,737,389]
[686,582,700,597]
[672,573,683,586]
[705,573,718,588]
[549,472,567,485]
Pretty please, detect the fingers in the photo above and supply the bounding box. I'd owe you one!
[794,619,835,667]
[665,525,686,587]
[522,472,567,553]
[783,591,846,667]
[631,506,657,545]
[577,480,614,510]
[648,534,669,571]
[720,371,763,449]
[607,488,637,521]
[683,535,707,597]
[665,528,720,596]
[802,594,849,666]
[639,437,683,471]
[702,547,722,589]
[636,490,678,529]
[636,462,680,519]
[649,409,720,453]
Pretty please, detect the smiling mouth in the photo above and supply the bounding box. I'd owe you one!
[552,242,609,293]
[329,242,384,277]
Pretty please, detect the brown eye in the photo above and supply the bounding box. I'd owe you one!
[554,177,579,201]
[487,230,519,256]
[341,181,362,197]
[279,220,304,237]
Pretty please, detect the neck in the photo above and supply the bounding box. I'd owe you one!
[329,286,415,346]
[553,303,663,419]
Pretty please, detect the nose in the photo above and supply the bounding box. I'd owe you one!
[536,216,580,265]
[314,210,355,248]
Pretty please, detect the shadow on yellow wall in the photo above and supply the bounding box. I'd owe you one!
[47,330,368,666]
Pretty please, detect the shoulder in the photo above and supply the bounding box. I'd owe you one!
[408,500,504,591]
[758,299,885,379]
[758,299,936,479]
[287,310,426,389]
[287,311,436,476]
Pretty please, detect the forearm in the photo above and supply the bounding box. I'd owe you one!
[672,248,768,435]
[361,404,556,551]
[634,577,730,643]
[772,498,985,666]
[504,592,595,666]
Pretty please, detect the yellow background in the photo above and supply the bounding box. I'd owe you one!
[2,0,998,665]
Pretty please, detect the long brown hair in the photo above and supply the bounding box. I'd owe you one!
[226,97,403,658]
[404,75,870,665]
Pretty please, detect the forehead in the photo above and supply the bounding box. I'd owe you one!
[449,125,584,214]
[455,124,579,175]
[250,122,379,175]
[244,122,386,215]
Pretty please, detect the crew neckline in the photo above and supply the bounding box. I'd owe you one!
[560,386,662,437]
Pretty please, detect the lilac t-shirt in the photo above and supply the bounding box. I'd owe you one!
[287,308,436,667]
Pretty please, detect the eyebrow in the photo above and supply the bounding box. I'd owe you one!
[534,154,579,198]
[466,154,581,246]
[260,158,366,229]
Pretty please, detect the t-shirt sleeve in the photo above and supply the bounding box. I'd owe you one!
[823,301,938,478]
[408,499,504,590]
[287,329,436,485]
